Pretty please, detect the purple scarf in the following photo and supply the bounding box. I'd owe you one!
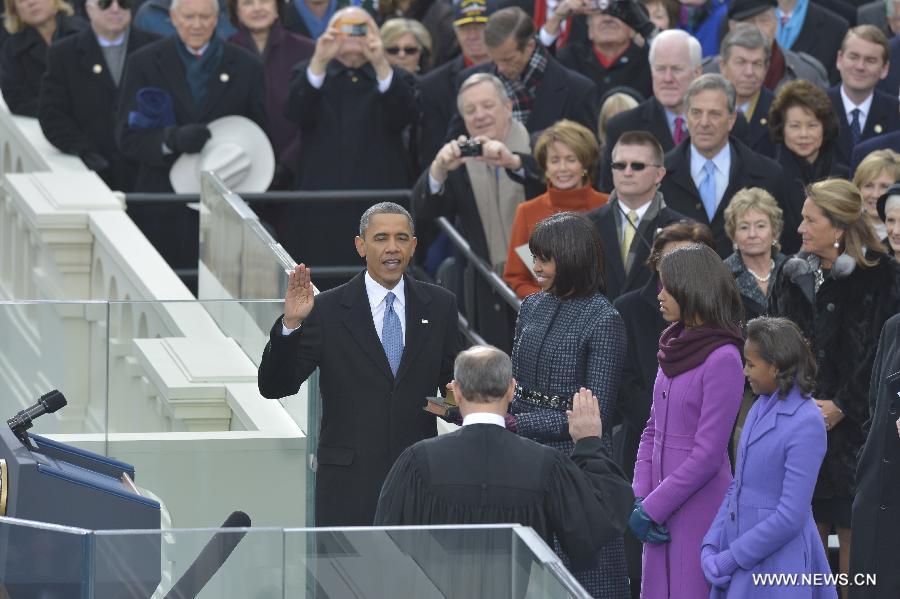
[657,322,744,378]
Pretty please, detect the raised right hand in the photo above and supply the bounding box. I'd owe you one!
[284,263,314,329]
[310,27,341,75]
[567,387,602,441]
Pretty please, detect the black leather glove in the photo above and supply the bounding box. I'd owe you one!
[606,0,656,39]
[164,124,211,154]
[80,150,109,172]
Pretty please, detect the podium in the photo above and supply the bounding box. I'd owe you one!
[0,426,161,598]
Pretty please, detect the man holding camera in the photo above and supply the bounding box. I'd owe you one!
[542,0,656,100]
[284,6,416,190]
[412,73,541,350]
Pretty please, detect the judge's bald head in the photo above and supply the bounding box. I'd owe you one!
[453,346,512,404]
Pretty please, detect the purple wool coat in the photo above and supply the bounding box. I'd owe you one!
[633,344,744,599]
[702,387,836,599]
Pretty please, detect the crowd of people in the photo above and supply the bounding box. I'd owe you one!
[5,0,900,596]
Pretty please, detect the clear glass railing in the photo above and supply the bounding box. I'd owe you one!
[0,518,590,598]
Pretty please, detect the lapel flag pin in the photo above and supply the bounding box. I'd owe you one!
[875,124,883,134]
[220,73,230,83]
[92,64,103,74]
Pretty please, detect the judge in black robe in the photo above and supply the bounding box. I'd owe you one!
[375,346,633,597]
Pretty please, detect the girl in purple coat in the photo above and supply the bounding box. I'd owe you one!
[631,244,745,598]
[701,317,835,598]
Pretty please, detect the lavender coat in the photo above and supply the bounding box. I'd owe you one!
[703,387,836,598]
[634,344,744,599]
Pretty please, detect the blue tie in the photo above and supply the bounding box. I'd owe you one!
[382,292,403,375]
[849,108,862,145]
[699,160,717,221]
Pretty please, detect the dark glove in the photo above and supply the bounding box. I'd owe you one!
[164,124,211,154]
[628,499,670,543]
[80,150,109,172]
[606,0,656,39]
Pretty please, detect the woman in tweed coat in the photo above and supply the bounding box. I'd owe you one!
[509,212,630,598]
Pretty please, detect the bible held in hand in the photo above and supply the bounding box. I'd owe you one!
[424,387,457,417]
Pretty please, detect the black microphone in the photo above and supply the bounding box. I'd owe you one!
[164,511,252,599]
[7,389,67,441]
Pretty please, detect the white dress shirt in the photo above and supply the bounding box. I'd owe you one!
[280,272,406,341]
[363,271,406,344]
[690,142,731,212]
[840,86,874,133]
[462,412,506,427]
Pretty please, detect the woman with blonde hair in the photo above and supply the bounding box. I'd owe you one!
[0,0,84,116]
[380,17,431,73]
[503,119,609,298]
[768,178,900,594]
[852,149,900,240]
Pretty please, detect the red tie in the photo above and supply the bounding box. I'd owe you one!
[673,116,685,144]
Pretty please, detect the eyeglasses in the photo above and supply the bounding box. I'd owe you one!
[97,0,131,9]
[610,161,661,171]
[385,46,421,56]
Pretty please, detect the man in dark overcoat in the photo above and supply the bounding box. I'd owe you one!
[40,0,159,192]
[258,202,461,526]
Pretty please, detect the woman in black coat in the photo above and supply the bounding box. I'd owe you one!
[768,79,847,255]
[768,178,900,592]
[0,0,85,116]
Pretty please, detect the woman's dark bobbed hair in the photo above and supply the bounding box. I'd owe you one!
[658,244,744,330]
[528,211,606,298]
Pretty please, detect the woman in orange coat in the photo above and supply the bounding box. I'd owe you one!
[503,119,609,298]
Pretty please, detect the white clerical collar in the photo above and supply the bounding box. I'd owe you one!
[364,271,405,312]
[462,412,506,428]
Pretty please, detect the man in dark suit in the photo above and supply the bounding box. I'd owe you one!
[777,0,849,83]
[39,0,158,192]
[659,74,787,257]
[877,33,900,98]
[413,73,540,350]
[418,0,492,167]
[115,0,266,192]
[587,131,683,300]
[828,25,900,168]
[284,7,416,190]
[599,29,704,191]
[258,202,461,526]
[375,345,633,586]
[717,25,776,159]
[446,6,598,140]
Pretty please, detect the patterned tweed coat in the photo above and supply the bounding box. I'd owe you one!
[511,291,630,598]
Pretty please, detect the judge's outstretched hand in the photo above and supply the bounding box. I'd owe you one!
[284,263,314,329]
[567,387,602,441]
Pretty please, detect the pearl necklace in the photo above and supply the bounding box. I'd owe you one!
[747,260,775,283]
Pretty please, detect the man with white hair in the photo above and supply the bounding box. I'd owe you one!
[600,29,708,190]
[413,72,541,349]
[116,0,266,192]
[115,0,265,279]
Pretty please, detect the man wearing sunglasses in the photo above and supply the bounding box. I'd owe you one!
[659,73,788,257]
[39,0,159,192]
[587,130,684,300]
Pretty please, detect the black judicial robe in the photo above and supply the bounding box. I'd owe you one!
[374,422,633,577]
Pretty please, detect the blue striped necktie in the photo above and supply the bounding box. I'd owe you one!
[382,292,403,375]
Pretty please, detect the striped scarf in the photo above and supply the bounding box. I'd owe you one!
[496,43,549,126]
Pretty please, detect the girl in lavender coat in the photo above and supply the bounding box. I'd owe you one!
[631,245,746,599]
[701,317,835,598]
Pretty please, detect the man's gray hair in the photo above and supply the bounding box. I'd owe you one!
[171,0,219,13]
[456,73,510,115]
[721,24,771,63]
[359,202,414,238]
[649,29,702,70]
[453,346,512,403]
[685,73,737,114]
